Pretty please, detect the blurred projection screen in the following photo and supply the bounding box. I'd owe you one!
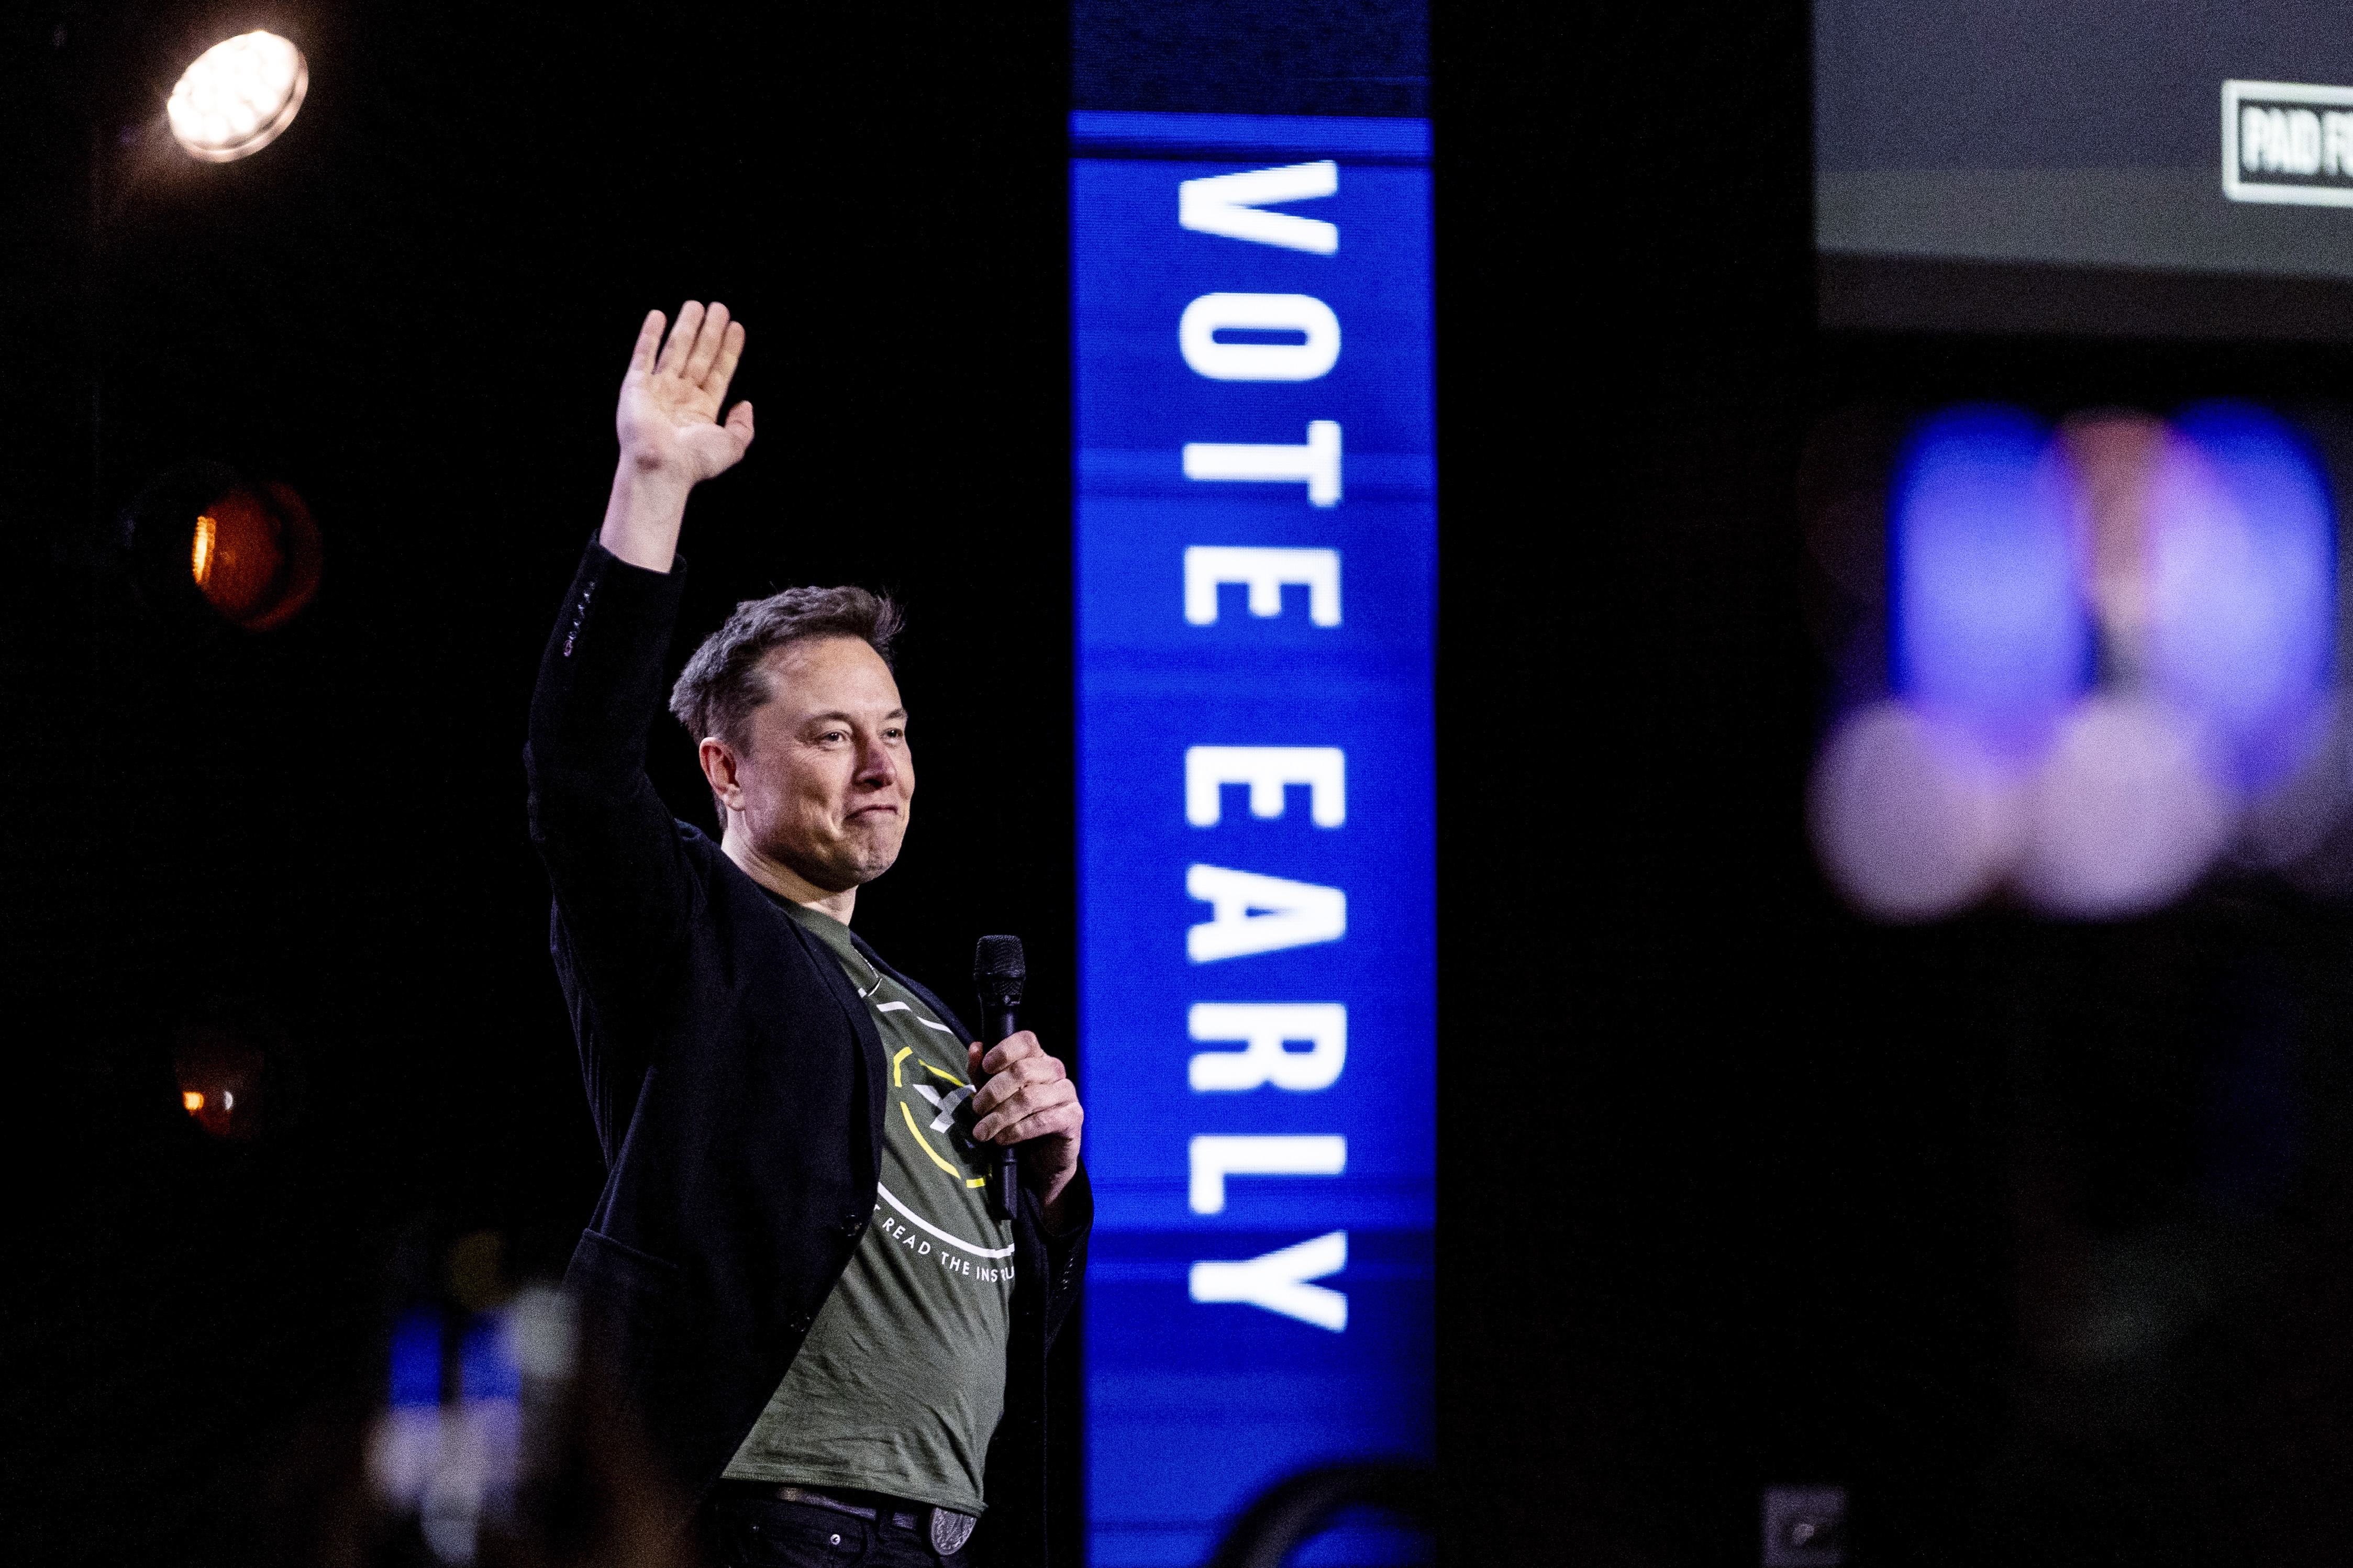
[1815,1,2353,337]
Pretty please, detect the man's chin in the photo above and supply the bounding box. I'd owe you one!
[840,850,901,888]
[782,840,902,894]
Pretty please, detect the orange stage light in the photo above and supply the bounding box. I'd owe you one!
[187,483,320,628]
[173,1023,268,1140]
[121,463,323,636]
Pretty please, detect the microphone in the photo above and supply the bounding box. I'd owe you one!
[973,935,1027,1222]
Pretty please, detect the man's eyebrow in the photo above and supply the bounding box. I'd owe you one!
[798,707,908,727]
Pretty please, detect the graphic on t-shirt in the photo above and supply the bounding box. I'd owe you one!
[894,1046,987,1186]
[878,1015,1017,1269]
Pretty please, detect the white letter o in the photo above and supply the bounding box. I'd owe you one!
[1179,292,1340,381]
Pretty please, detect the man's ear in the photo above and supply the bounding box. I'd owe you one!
[698,736,746,812]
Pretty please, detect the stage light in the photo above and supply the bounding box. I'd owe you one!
[167,31,307,163]
[187,483,318,627]
[120,461,321,635]
[173,1022,266,1140]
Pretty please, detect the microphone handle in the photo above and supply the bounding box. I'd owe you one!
[983,1003,1022,1221]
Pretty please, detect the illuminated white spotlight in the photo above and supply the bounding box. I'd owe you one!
[167,31,308,163]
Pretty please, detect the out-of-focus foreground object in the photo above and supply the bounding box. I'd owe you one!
[1204,1461,1436,1568]
[167,31,308,163]
[1810,402,2338,921]
[373,1285,540,1564]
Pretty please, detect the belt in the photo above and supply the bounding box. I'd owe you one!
[748,1483,979,1556]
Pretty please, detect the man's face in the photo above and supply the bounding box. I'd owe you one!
[724,636,913,893]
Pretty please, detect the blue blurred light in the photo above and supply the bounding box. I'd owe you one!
[461,1314,521,1402]
[1891,405,2090,763]
[2148,402,2335,793]
[389,1307,441,1409]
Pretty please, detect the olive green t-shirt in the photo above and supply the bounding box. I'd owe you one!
[721,900,1015,1514]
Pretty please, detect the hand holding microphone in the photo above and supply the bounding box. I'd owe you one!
[970,936,1086,1227]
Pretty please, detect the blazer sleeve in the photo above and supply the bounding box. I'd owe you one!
[1035,1162,1091,1352]
[524,541,701,1129]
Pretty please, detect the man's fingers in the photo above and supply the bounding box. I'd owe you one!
[974,1055,1062,1113]
[705,319,747,396]
[981,1031,1051,1075]
[625,309,664,380]
[725,400,754,445]
[657,301,706,377]
[989,1099,1085,1147]
[684,301,731,384]
[971,1030,1077,1136]
[974,1077,1079,1141]
[990,1052,1060,1085]
[975,1077,1062,1136]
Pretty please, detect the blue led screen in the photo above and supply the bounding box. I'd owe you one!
[1072,110,1436,1566]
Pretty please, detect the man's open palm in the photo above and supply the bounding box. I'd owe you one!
[616,302,754,485]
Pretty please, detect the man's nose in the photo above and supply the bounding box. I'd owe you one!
[855,737,898,787]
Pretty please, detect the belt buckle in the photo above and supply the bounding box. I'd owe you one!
[924,1505,977,1556]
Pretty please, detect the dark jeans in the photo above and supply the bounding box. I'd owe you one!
[705,1489,971,1568]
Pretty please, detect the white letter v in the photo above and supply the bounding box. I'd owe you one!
[1180,162,1339,254]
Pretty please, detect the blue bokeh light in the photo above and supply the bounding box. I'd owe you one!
[1891,405,2091,764]
[389,1307,441,1410]
[2148,402,2335,793]
[462,1316,521,1402]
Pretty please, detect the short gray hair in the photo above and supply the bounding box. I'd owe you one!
[669,585,904,749]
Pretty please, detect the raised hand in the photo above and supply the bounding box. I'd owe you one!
[616,302,754,485]
[600,302,754,572]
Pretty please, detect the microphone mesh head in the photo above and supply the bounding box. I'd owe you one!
[974,935,1027,983]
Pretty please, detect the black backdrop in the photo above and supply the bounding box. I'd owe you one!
[11,0,2353,1565]
[3,1,1079,1559]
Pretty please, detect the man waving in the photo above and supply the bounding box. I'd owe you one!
[527,303,1090,1566]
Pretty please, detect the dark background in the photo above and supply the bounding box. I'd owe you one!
[1815,0,2353,170]
[6,0,2353,1565]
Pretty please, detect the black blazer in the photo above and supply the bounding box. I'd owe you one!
[524,541,1089,1560]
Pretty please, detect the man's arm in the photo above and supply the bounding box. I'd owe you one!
[526,305,755,1122]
